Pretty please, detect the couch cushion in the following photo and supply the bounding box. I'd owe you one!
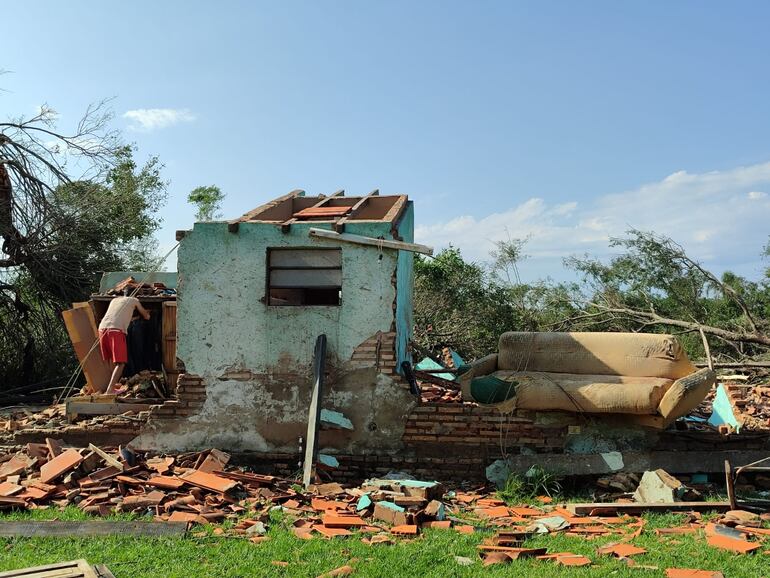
[492,370,672,414]
[497,332,695,379]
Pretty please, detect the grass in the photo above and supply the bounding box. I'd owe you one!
[0,508,767,577]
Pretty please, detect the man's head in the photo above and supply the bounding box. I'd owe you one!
[122,287,132,297]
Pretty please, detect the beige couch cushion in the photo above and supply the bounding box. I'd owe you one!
[493,370,672,414]
[497,332,695,379]
[658,368,716,422]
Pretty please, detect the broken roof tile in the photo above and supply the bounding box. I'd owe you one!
[39,449,83,484]
[180,470,239,494]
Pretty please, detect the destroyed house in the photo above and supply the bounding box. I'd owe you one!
[138,190,424,456]
[50,191,765,483]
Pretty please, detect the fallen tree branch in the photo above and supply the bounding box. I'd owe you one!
[585,303,770,347]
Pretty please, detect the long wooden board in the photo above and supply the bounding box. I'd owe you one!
[65,402,158,421]
[308,228,434,256]
[567,501,732,515]
[0,559,98,578]
[0,521,187,538]
[162,301,177,378]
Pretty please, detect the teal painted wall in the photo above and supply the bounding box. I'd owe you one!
[176,220,401,376]
[394,202,415,373]
[137,215,419,454]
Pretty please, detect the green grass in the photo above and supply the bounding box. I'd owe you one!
[0,509,767,577]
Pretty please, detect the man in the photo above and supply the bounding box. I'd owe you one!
[98,289,150,394]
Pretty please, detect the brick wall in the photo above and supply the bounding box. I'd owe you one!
[403,403,567,454]
[148,373,207,420]
[241,451,489,482]
[350,331,408,388]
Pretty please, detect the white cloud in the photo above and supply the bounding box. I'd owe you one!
[415,161,770,280]
[122,108,196,131]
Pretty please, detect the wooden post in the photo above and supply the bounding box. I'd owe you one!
[302,334,327,489]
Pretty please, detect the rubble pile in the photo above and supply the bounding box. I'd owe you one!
[0,405,151,445]
[417,347,466,404]
[123,370,169,399]
[105,276,176,297]
[724,381,770,431]
[0,442,768,572]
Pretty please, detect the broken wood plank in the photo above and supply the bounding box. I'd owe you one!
[567,501,732,516]
[308,228,434,256]
[302,334,327,489]
[88,444,124,471]
[0,559,99,578]
[0,521,187,538]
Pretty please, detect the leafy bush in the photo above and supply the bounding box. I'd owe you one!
[498,465,563,504]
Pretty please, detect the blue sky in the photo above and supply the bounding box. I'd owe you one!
[4,1,770,280]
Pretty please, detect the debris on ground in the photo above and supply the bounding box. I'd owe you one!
[686,373,770,433]
[0,441,767,574]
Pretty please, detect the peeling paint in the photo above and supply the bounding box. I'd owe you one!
[142,209,418,454]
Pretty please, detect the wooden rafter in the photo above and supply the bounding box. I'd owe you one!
[282,190,345,233]
[334,189,379,233]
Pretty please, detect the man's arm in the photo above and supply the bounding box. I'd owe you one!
[135,301,151,320]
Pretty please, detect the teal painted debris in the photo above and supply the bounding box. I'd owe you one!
[356,494,372,511]
[317,454,339,469]
[708,384,742,433]
[320,409,354,430]
[415,357,455,381]
[377,500,405,513]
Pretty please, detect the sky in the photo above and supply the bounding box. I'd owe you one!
[4,1,770,281]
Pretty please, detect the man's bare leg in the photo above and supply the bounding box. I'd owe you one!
[105,363,125,394]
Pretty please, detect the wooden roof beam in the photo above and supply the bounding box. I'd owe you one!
[282,190,345,233]
[334,189,379,233]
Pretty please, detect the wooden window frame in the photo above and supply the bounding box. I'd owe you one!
[266,247,342,306]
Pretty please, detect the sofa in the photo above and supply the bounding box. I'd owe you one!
[458,332,716,429]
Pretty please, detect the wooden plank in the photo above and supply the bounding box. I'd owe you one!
[567,501,731,515]
[303,335,327,489]
[162,301,177,375]
[270,269,342,288]
[0,521,187,538]
[67,402,157,418]
[308,228,433,256]
[62,305,111,393]
[87,444,123,472]
[0,559,95,578]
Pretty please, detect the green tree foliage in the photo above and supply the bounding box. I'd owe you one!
[0,142,167,392]
[413,243,578,360]
[187,185,225,221]
[414,232,769,364]
[561,230,770,359]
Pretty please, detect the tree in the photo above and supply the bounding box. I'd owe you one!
[413,243,578,361]
[187,185,225,221]
[559,230,770,360]
[0,102,167,392]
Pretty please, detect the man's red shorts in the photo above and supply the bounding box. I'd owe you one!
[99,329,127,364]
